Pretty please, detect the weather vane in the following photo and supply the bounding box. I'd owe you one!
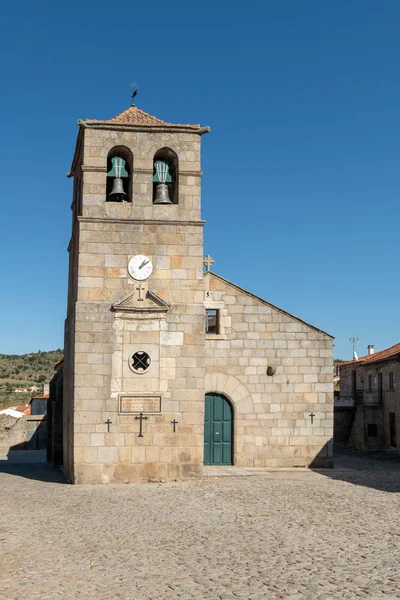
[130,82,138,106]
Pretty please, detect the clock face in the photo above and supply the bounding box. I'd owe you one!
[128,255,153,281]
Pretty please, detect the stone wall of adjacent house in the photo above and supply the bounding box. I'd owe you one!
[339,363,361,403]
[334,407,354,442]
[348,405,365,449]
[48,365,64,466]
[204,274,334,468]
[0,416,27,453]
[363,359,400,449]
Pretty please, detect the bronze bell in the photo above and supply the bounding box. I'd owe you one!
[108,177,127,202]
[153,183,172,204]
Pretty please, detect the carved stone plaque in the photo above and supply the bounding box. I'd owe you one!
[119,395,161,414]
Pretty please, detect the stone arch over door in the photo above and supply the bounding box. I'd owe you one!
[205,373,254,466]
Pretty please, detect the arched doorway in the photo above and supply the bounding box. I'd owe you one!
[204,393,233,465]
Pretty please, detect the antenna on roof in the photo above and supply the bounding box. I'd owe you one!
[130,83,138,106]
[349,337,359,360]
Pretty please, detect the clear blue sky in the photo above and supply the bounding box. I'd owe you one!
[0,0,399,359]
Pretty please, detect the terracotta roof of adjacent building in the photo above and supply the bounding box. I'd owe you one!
[340,342,400,366]
[15,405,31,416]
[0,406,30,418]
[54,356,64,370]
[29,395,50,403]
[86,105,201,129]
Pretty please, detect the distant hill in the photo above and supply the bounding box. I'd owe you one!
[0,349,63,384]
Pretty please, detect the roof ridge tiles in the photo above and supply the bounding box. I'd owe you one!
[85,105,201,129]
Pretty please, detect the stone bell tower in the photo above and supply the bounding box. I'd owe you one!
[64,101,210,483]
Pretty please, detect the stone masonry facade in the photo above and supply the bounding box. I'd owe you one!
[204,273,333,467]
[64,104,333,484]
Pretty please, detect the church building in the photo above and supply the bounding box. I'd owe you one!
[63,100,334,484]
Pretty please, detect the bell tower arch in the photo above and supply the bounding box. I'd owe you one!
[64,101,210,484]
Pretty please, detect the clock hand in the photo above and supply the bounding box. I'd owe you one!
[139,260,150,269]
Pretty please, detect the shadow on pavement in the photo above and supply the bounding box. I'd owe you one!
[0,457,66,484]
[313,443,400,493]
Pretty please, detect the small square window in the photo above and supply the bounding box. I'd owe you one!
[389,372,394,391]
[206,309,219,334]
[367,424,378,437]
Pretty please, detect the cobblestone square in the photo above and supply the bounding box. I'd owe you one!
[1,446,399,599]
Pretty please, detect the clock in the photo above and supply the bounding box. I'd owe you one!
[128,255,153,281]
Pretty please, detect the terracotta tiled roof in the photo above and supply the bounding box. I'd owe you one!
[86,105,200,129]
[54,356,64,370]
[15,406,31,415]
[340,342,400,366]
[30,395,50,402]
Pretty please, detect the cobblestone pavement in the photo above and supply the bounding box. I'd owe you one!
[1,446,400,600]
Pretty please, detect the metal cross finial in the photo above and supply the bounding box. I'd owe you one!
[130,82,138,106]
[203,255,215,273]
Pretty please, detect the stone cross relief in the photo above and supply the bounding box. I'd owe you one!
[134,282,147,303]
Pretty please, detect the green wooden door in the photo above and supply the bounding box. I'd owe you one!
[204,393,233,465]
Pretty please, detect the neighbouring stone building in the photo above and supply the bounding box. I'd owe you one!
[63,100,334,484]
[339,343,400,450]
[0,409,28,454]
[0,405,47,454]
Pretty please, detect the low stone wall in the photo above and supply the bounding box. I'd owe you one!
[0,416,27,453]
